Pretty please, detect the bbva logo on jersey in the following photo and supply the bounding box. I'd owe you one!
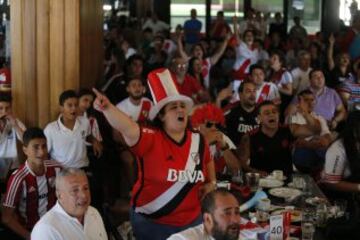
[167,169,205,183]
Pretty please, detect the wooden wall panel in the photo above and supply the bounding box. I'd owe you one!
[36,0,50,127]
[10,0,25,121]
[11,0,103,127]
[80,0,103,88]
[64,0,80,91]
[49,0,65,120]
[23,0,37,127]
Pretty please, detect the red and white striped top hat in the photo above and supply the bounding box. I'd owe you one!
[147,68,194,120]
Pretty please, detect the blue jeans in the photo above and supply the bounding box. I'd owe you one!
[130,208,203,240]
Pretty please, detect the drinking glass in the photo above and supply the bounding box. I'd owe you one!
[245,172,260,192]
[302,208,315,240]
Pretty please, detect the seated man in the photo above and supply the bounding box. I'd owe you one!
[224,80,259,147]
[167,188,241,240]
[289,90,333,175]
[239,101,294,176]
[249,64,280,105]
[286,68,347,130]
[31,168,107,240]
[2,127,62,239]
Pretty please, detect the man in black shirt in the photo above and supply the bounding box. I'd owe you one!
[238,101,294,176]
[225,80,259,146]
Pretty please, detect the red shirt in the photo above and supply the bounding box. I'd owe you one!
[2,160,62,229]
[173,74,203,99]
[130,127,211,226]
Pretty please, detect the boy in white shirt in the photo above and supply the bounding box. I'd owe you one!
[44,90,102,169]
[0,94,26,182]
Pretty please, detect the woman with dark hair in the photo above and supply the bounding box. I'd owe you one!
[187,57,205,88]
[231,16,260,86]
[322,111,360,192]
[177,32,230,89]
[93,68,216,240]
[322,111,360,239]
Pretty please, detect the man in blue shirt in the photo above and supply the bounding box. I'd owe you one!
[184,9,202,46]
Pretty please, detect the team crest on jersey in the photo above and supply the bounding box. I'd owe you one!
[191,152,200,165]
[48,177,56,188]
[142,110,149,118]
[28,186,36,193]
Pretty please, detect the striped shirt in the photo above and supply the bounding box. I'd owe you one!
[2,160,62,229]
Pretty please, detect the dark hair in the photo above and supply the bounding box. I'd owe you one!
[59,90,78,106]
[191,43,206,58]
[270,49,286,66]
[188,57,204,87]
[78,88,94,99]
[339,111,360,181]
[249,64,265,75]
[23,127,46,147]
[201,188,236,214]
[238,80,255,93]
[0,93,12,103]
[243,29,255,39]
[298,89,313,98]
[257,100,277,115]
[308,68,323,79]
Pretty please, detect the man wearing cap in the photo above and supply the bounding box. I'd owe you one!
[92,68,216,240]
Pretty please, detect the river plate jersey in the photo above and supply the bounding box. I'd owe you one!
[130,127,210,226]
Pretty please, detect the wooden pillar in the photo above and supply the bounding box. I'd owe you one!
[10,0,103,127]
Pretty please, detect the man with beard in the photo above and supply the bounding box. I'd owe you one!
[224,80,259,147]
[167,188,241,240]
[238,101,294,176]
[116,77,153,124]
[115,77,153,197]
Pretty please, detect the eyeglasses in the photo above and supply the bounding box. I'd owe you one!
[176,63,188,69]
[205,122,222,129]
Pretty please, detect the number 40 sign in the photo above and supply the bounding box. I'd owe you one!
[269,212,291,240]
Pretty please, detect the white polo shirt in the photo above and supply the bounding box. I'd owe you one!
[31,202,107,240]
[0,118,26,173]
[44,116,91,168]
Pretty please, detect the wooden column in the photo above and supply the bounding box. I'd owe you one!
[10,0,103,127]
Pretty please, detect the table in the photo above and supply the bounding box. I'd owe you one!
[231,174,328,239]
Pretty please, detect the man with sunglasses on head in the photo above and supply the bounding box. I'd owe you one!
[170,56,209,103]
[192,104,241,179]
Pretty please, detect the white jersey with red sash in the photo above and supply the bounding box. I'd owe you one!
[269,68,293,88]
[202,57,212,89]
[130,127,211,226]
[256,82,280,104]
[2,160,61,229]
[232,41,259,81]
[116,97,153,123]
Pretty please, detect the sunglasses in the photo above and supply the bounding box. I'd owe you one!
[205,122,222,129]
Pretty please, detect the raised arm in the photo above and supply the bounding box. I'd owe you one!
[210,33,231,65]
[92,88,140,146]
[232,16,241,46]
[327,33,335,71]
[176,32,189,60]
